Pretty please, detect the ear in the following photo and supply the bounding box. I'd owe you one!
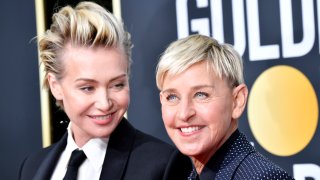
[232,84,248,119]
[47,73,63,100]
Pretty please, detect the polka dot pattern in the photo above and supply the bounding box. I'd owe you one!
[213,132,294,180]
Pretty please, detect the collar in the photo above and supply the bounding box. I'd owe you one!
[200,129,241,179]
[66,122,109,171]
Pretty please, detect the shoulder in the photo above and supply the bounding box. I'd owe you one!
[20,143,57,168]
[115,119,177,156]
[18,144,56,179]
[18,134,67,180]
[234,152,294,179]
[214,131,293,179]
[131,129,178,161]
[124,128,192,180]
[107,119,192,179]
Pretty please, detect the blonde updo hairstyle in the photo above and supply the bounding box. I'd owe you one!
[156,34,244,90]
[39,1,132,108]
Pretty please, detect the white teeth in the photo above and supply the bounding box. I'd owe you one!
[93,115,110,120]
[180,126,200,133]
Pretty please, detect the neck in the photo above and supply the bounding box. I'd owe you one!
[192,157,206,174]
[192,126,238,174]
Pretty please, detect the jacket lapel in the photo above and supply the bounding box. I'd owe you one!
[99,118,136,180]
[216,132,255,179]
[33,133,67,180]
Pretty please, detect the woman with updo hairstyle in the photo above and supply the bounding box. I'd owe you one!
[18,2,192,180]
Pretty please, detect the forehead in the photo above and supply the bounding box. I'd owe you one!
[60,45,127,77]
[160,60,215,84]
[62,44,127,63]
[163,62,216,86]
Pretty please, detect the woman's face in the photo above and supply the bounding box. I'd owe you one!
[48,45,129,147]
[160,61,242,163]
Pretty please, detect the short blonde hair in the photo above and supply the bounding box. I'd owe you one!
[156,34,244,90]
[39,1,132,89]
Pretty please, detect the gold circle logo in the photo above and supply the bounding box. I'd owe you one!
[248,65,318,156]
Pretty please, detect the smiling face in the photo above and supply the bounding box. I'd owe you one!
[48,45,129,147]
[160,61,247,164]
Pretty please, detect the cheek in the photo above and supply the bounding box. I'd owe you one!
[64,95,91,116]
[201,106,232,129]
[62,90,88,109]
[201,101,231,117]
[122,97,130,108]
[114,91,130,107]
[161,106,175,126]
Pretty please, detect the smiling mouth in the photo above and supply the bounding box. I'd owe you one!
[180,126,202,133]
[89,114,111,120]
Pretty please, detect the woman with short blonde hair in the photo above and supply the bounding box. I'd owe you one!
[156,34,293,179]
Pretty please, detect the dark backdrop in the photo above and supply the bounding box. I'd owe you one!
[123,0,178,144]
[0,1,41,179]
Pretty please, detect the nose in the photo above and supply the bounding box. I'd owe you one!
[95,90,113,111]
[177,98,195,121]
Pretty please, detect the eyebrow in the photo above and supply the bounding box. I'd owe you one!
[191,85,214,90]
[161,88,176,94]
[74,74,127,83]
[162,85,214,94]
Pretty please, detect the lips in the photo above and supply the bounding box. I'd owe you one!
[88,113,114,125]
[179,126,203,134]
[90,114,111,120]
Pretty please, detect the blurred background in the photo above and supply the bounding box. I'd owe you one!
[2,0,319,179]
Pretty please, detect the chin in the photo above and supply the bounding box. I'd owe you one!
[176,144,201,157]
[92,129,114,138]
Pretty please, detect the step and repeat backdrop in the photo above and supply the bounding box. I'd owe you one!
[122,0,320,179]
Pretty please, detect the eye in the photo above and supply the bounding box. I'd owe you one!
[195,91,209,99]
[80,86,94,92]
[114,83,125,89]
[110,82,126,91]
[166,94,178,102]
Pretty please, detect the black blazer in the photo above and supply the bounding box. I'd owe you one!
[199,130,294,180]
[18,118,192,180]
